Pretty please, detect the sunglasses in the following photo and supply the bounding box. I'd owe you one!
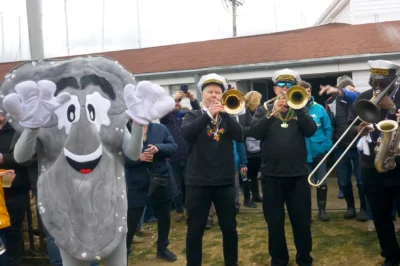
[369,80,392,89]
[276,82,295,89]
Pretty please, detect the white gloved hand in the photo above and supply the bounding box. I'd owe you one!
[3,80,71,128]
[124,81,175,125]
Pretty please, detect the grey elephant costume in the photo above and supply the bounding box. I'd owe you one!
[0,56,174,265]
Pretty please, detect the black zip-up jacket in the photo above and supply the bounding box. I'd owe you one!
[182,110,243,186]
[247,105,316,177]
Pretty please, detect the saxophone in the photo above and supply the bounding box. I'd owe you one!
[374,117,400,173]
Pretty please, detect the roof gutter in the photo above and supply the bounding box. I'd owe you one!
[134,52,400,79]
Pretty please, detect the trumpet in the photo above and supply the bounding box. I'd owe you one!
[209,89,246,123]
[308,72,400,187]
[263,85,309,118]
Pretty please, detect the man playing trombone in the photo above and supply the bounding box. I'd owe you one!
[248,69,316,266]
[350,60,400,266]
[182,73,243,266]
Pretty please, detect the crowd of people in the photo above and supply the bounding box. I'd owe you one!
[0,58,399,266]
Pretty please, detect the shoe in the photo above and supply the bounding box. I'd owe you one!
[252,194,263,203]
[175,212,185,222]
[337,190,344,199]
[368,220,376,232]
[357,209,368,222]
[344,207,356,219]
[205,218,213,230]
[244,199,257,208]
[136,228,148,237]
[133,236,144,244]
[157,248,177,262]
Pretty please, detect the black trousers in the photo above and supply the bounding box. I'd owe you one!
[247,157,261,198]
[126,200,172,253]
[4,192,30,266]
[186,184,238,266]
[362,167,400,264]
[262,175,312,266]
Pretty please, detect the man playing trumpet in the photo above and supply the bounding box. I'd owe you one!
[248,69,316,266]
[182,73,243,266]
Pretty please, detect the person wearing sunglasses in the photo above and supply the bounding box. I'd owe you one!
[247,68,316,266]
[349,60,400,266]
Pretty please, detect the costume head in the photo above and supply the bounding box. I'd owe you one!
[0,56,136,262]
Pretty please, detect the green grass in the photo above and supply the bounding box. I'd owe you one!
[127,211,390,266]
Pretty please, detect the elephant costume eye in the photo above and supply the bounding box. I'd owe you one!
[55,95,81,134]
[85,92,111,132]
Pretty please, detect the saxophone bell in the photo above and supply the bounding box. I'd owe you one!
[374,119,400,173]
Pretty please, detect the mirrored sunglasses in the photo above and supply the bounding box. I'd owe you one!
[276,82,294,89]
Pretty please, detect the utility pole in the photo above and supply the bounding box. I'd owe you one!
[227,0,243,37]
[137,0,142,48]
[64,0,70,55]
[232,0,237,37]
[26,0,44,60]
[1,12,4,62]
[101,0,105,52]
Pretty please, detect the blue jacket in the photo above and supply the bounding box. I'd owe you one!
[125,123,179,208]
[233,140,247,171]
[305,97,333,163]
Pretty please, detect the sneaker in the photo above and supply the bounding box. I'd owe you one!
[368,220,376,232]
[0,245,5,256]
[157,249,177,262]
[244,199,257,208]
[175,212,184,222]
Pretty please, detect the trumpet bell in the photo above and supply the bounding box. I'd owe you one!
[221,89,246,115]
[286,85,309,110]
[355,99,381,124]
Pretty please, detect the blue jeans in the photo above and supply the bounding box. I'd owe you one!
[308,160,327,186]
[137,207,145,230]
[43,227,99,266]
[334,148,365,209]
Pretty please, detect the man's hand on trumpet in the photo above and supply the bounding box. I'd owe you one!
[271,95,288,117]
[209,101,225,118]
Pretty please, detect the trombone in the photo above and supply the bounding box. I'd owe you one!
[308,73,400,187]
[264,85,309,118]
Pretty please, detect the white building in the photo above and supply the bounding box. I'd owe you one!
[314,0,400,25]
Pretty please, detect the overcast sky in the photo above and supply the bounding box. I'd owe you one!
[0,0,333,63]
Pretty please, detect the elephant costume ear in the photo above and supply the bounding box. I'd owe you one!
[0,56,137,133]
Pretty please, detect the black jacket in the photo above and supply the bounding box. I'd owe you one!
[0,123,37,197]
[247,105,316,177]
[182,110,243,186]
